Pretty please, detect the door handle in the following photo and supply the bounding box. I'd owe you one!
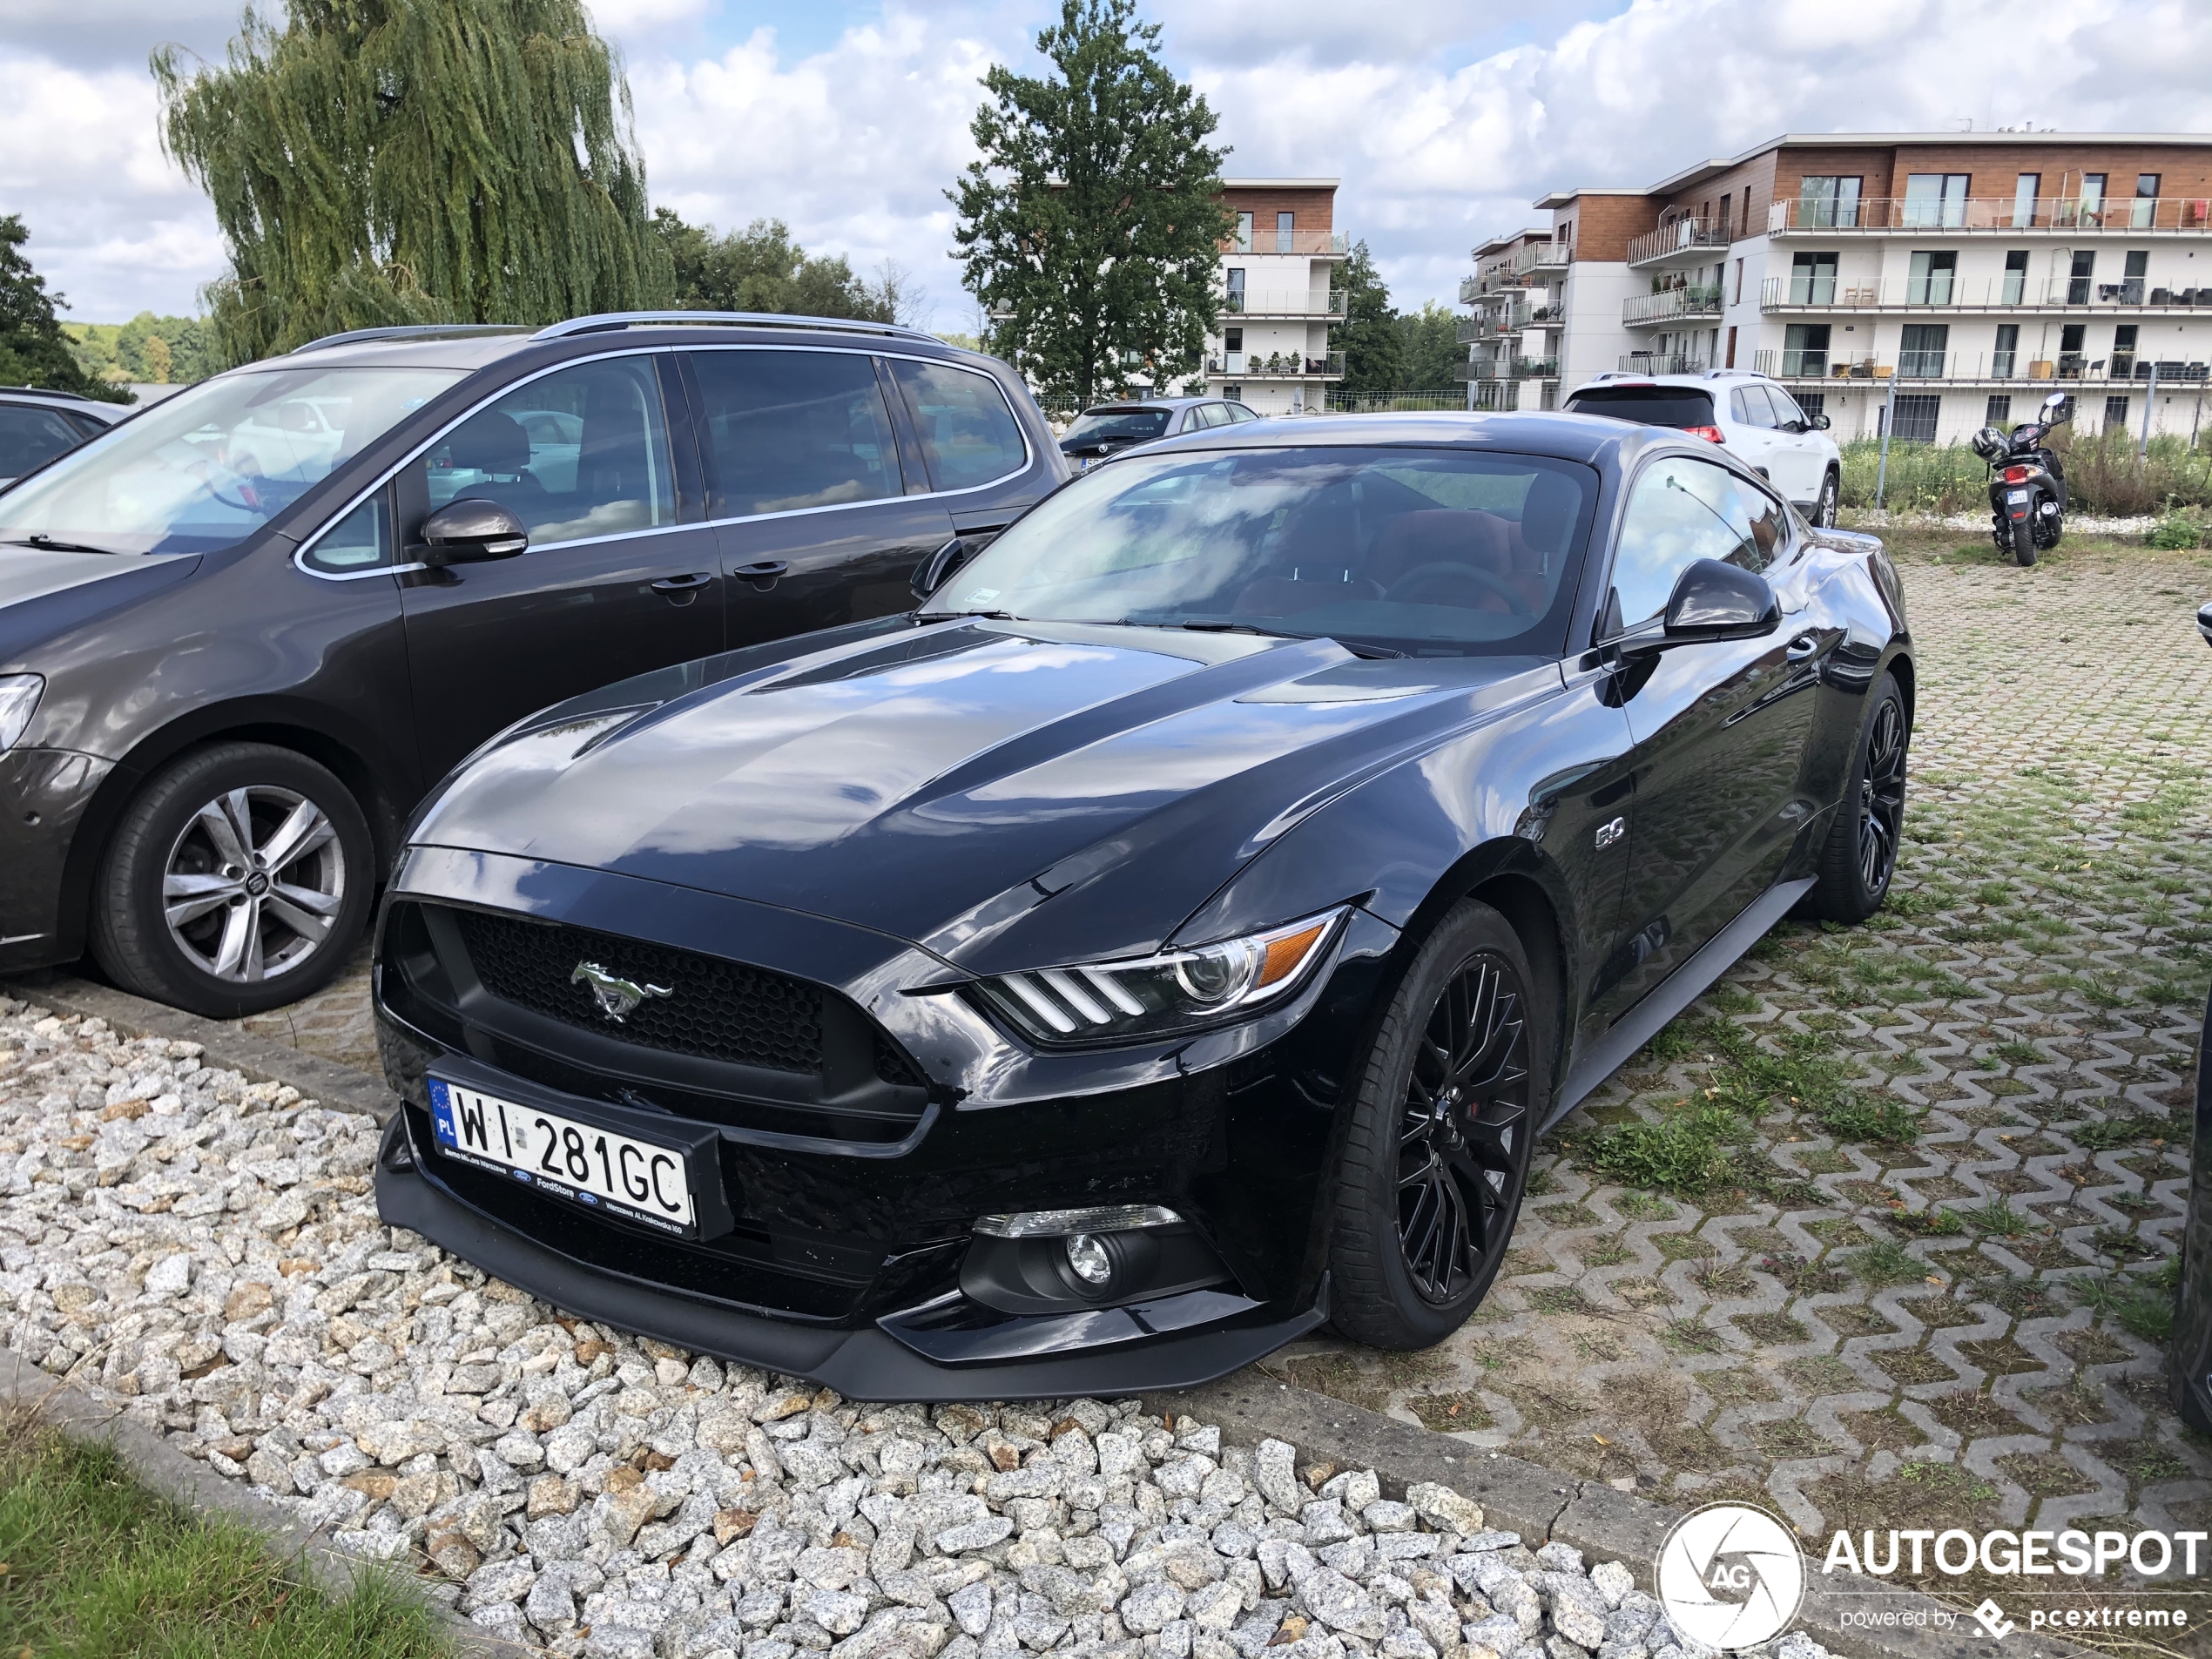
[731,560,789,581]
[651,572,714,594]
[1784,631,1822,661]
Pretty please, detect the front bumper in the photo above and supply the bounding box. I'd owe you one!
[371,847,1396,1398]
[0,746,113,974]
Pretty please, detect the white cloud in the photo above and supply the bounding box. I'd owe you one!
[0,47,222,320]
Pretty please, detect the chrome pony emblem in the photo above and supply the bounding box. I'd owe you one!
[570,961,671,1022]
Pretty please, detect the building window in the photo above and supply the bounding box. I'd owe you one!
[1235,212,1253,253]
[1225,267,1245,311]
[1783,323,1830,377]
[2002,250,2028,305]
[2104,394,2129,430]
[1224,327,1243,352]
[2122,249,2148,304]
[1906,250,1957,305]
[1730,258,1743,304]
[1276,211,1294,253]
[1795,391,1824,419]
[1898,322,1950,378]
[1222,386,1242,401]
[2113,324,2139,379]
[2012,173,2040,228]
[1789,252,1837,305]
[2060,322,2087,378]
[2067,250,2094,306]
[1798,176,1861,228]
[1717,194,1731,239]
[1993,323,2019,380]
[1890,393,1940,443]
[2134,173,2160,229]
[2077,173,2107,226]
[1986,394,2011,426]
[1904,173,1970,227]
[1725,325,1737,368]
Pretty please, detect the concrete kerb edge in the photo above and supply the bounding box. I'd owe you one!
[0,971,2101,1659]
[0,1346,534,1658]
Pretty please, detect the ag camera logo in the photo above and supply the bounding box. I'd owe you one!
[1656,1502,1807,1650]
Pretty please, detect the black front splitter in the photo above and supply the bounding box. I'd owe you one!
[374,1127,1325,1404]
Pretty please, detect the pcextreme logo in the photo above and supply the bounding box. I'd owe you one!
[1656,1503,1808,1650]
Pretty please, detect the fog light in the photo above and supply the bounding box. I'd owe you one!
[1064,1233,1113,1285]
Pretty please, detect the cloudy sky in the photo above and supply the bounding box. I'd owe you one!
[5,0,2211,329]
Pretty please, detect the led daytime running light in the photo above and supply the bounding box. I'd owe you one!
[973,1204,1183,1238]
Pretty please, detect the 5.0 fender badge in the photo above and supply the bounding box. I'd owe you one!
[571,961,672,1022]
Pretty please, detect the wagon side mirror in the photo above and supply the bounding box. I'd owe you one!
[1810,412,1831,430]
[1624,558,1781,655]
[912,536,974,602]
[413,497,528,566]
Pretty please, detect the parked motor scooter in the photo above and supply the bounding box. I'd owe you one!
[1970,391,2071,566]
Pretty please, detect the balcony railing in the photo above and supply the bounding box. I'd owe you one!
[1208,352,1344,378]
[1768,194,2212,235]
[1222,229,1351,255]
[1626,219,1736,267]
[1622,287,1724,326]
[1223,288,1345,319]
[1455,356,1560,381]
[1616,353,1712,375]
[1458,275,1481,306]
[1455,304,1533,343]
[1761,275,2212,310]
[1511,242,1568,277]
[1752,350,2212,384]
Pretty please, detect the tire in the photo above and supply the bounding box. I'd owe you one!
[2015,536,2039,567]
[1326,900,1547,1349]
[90,742,374,1018]
[1804,673,1910,924]
[1812,470,1839,528]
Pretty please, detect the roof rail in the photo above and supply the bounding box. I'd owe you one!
[291,323,532,354]
[0,384,101,401]
[531,310,937,344]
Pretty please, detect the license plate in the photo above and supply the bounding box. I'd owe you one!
[2007,489,2030,502]
[428,1076,695,1234]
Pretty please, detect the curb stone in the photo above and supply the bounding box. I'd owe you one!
[1,972,2101,1659]
[0,1345,532,1659]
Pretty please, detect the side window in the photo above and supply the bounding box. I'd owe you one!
[0,405,84,478]
[416,356,675,545]
[1767,388,1808,429]
[304,494,388,574]
[889,360,1028,490]
[1609,456,1771,628]
[690,349,900,517]
[1731,386,1777,428]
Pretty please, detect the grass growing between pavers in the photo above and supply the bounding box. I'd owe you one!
[1263,541,2212,1552]
[0,1406,452,1659]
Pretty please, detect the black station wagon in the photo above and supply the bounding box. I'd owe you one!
[0,314,1066,1015]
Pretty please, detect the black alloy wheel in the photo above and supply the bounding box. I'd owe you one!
[1328,900,1544,1347]
[1805,671,1910,923]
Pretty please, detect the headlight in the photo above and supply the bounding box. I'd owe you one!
[975,907,1347,1045]
[0,675,43,751]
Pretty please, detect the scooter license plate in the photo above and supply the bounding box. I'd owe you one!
[2006,489,2029,503]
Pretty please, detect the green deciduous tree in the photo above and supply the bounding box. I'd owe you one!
[1334,240,1403,394]
[1397,300,1463,390]
[154,0,671,366]
[652,211,902,323]
[0,217,127,401]
[951,0,1231,406]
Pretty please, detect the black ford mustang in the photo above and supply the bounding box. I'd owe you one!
[371,412,1914,1399]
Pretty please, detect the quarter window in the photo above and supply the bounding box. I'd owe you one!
[691,349,900,518]
[418,356,675,545]
[889,360,1028,491]
[303,494,388,574]
[1610,456,1780,629]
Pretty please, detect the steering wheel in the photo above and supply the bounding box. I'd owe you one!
[1381,560,1535,618]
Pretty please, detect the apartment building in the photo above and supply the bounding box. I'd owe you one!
[1201,179,1349,415]
[1473,134,2212,445]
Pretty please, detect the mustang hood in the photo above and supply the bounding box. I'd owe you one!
[409,620,1553,972]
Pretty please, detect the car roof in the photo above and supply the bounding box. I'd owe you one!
[1077,396,1231,414]
[0,386,125,419]
[1568,372,1777,392]
[1114,408,1664,467]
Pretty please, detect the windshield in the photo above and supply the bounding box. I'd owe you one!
[920,445,1596,656]
[1062,408,1172,446]
[1566,387,1716,428]
[0,365,467,555]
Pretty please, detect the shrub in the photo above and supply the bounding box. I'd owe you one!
[1838,429,2212,516]
[2147,511,2206,550]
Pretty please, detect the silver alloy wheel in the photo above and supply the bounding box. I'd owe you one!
[160,785,345,982]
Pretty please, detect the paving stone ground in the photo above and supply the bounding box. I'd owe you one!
[1271,536,2212,1602]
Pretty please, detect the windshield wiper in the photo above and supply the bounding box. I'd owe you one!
[921,610,1021,622]
[7,534,119,556]
[1175,620,1405,659]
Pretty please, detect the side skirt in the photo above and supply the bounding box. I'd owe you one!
[1544,876,1816,1134]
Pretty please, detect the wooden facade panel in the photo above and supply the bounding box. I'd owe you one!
[1219,186,1336,232]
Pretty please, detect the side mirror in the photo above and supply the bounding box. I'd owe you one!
[911,536,974,603]
[415,497,528,566]
[1811,412,1831,430]
[2042,392,2072,423]
[1626,558,1780,654]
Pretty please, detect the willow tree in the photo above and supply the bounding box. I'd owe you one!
[154,0,671,363]
[950,0,1230,406]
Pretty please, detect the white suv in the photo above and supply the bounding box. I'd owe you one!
[1564,370,1842,526]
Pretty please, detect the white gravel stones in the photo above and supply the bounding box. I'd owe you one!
[0,999,1846,1659]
